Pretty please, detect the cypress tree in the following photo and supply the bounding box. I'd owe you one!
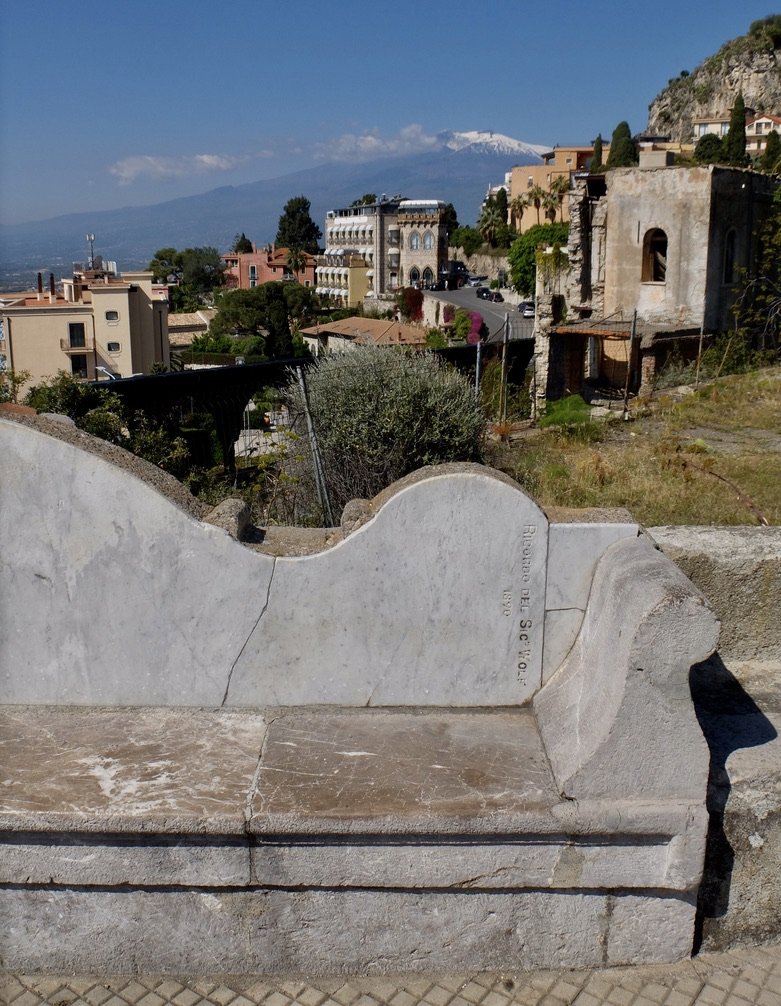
[605,121,638,168]
[591,134,604,172]
[724,94,748,167]
[762,130,781,173]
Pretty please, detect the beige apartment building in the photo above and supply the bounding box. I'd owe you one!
[509,147,594,230]
[0,267,169,392]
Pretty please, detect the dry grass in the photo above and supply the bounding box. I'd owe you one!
[492,368,781,526]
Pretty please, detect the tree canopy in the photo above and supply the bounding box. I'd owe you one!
[694,133,724,165]
[275,195,322,254]
[350,193,377,206]
[508,223,569,296]
[209,282,317,358]
[591,134,604,172]
[449,225,482,256]
[232,232,253,253]
[762,130,781,173]
[147,246,226,310]
[724,94,748,166]
[605,121,638,168]
[441,202,459,239]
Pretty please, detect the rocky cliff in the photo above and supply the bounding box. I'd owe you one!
[647,16,781,142]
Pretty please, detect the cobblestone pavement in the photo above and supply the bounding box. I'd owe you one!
[3,942,781,1006]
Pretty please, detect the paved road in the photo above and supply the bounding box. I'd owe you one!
[426,289,534,343]
[4,940,780,1005]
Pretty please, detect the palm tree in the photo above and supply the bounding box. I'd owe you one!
[542,192,559,224]
[509,194,528,233]
[549,175,571,223]
[286,246,308,281]
[478,203,504,248]
[527,184,546,226]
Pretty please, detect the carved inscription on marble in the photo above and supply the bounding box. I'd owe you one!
[518,524,538,689]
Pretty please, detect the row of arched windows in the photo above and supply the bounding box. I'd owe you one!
[408,231,435,251]
[407,267,434,285]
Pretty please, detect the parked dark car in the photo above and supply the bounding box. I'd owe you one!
[490,291,504,303]
[477,287,491,299]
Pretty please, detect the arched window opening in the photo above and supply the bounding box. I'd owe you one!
[422,267,434,285]
[409,231,420,251]
[642,228,667,282]
[422,231,434,250]
[723,229,737,284]
[409,267,420,285]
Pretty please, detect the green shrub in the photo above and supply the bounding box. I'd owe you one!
[539,394,603,443]
[286,347,485,517]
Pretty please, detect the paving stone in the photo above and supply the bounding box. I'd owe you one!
[10,993,44,1006]
[77,986,112,1005]
[171,991,202,1006]
[265,993,296,1006]
[665,990,702,1006]
[452,982,485,1004]
[605,988,635,1006]
[696,987,729,1005]
[380,992,414,1006]
[474,993,511,1006]
[5,942,781,1006]
[135,995,166,1006]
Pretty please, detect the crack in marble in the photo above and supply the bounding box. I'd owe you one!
[221,557,276,707]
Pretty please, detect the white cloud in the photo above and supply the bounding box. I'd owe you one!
[108,153,246,185]
[314,124,440,161]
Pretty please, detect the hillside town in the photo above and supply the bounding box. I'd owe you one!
[2,94,779,411]
[2,10,781,1005]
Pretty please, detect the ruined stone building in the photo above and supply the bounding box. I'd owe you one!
[534,165,778,403]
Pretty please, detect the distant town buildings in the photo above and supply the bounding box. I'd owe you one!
[222,244,316,290]
[0,266,169,391]
[692,107,781,156]
[509,147,594,230]
[318,197,449,302]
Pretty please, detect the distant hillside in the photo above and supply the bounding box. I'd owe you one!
[647,15,781,141]
[0,131,548,290]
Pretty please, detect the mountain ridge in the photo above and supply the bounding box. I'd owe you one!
[646,16,781,141]
[0,131,549,289]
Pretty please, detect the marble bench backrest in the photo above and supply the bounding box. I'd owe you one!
[2,417,698,709]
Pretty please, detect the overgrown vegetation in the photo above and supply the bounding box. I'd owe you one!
[507,223,569,295]
[491,368,781,526]
[538,395,604,443]
[23,371,202,483]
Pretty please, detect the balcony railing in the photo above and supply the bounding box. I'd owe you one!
[60,337,94,352]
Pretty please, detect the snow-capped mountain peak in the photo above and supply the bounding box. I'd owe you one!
[438,129,552,159]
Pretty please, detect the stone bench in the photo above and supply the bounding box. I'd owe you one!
[0,415,719,973]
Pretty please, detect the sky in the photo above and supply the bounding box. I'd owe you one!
[0,1,776,226]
